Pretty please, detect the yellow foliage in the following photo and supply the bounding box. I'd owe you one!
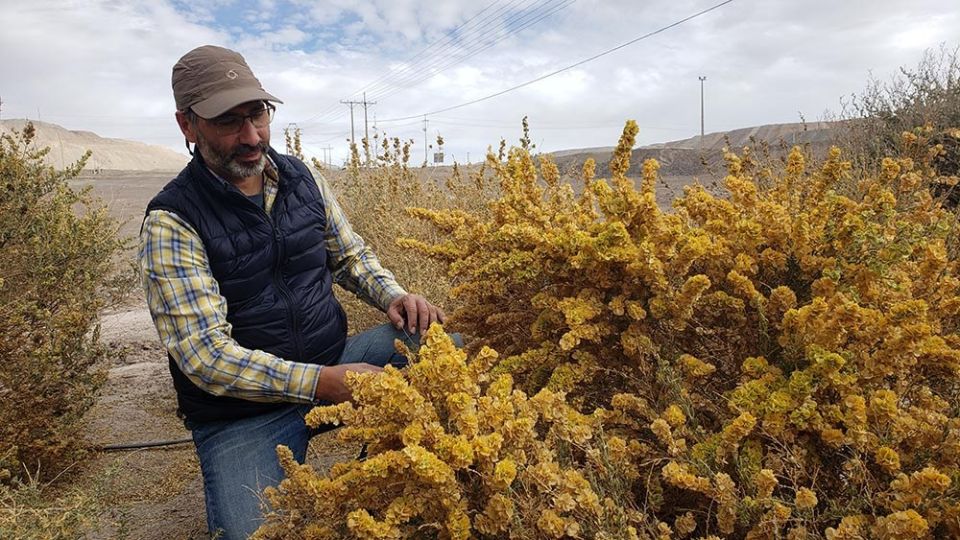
[261,123,960,538]
[256,325,626,539]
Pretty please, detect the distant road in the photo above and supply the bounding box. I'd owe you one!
[71,170,176,245]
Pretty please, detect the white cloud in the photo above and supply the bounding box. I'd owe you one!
[1,0,958,164]
[242,25,310,49]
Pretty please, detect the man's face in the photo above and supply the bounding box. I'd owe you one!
[182,101,272,181]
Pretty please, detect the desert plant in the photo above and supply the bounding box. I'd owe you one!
[260,120,960,539]
[256,325,637,539]
[0,453,98,540]
[0,122,128,481]
[284,124,305,160]
[322,133,498,333]
[834,43,960,176]
[410,122,960,538]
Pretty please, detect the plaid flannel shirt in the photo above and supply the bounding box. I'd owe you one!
[138,160,405,404]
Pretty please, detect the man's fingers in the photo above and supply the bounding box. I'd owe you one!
[387,304,404,330]
[416,296,430,333]
[403,295,418,332]
[389,294,446,335]
[317,363,382,403]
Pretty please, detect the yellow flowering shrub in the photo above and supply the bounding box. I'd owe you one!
[255,325,640,539]
[323,135,497,333]
[261,123,960,538]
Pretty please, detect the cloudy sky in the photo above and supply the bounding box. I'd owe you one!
[2,0,957,165]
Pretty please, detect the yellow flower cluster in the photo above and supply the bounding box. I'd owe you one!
[256,325,630,539]
[261,124,960,538]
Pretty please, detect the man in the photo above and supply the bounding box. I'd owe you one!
[139,45,447,539]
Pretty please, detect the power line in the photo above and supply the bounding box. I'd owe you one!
[302,131,352,144]
[362,0,575,103]
[297,0,511,126]
[299,0,574,128]
[298,0,529,127]
[428,117,693,131]
[378,0,736,123]
[347,0,524,101]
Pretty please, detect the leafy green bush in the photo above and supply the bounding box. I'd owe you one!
[0,122,127,480]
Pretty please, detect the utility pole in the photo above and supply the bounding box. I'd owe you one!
[322,146,333,167]
[422,115,429,166]
[341,99,358,148]
[362,92,376,165]
[698,75,707,148]
[342,96,375,165]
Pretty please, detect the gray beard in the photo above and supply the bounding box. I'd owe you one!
[222,153,267,179]
[194,131,268,181]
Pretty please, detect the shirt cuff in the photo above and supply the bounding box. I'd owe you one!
[285,362,324,403]
[381,285,408,311]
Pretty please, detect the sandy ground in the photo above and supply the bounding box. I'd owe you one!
[78,296,207,539]
[75,294,359,539]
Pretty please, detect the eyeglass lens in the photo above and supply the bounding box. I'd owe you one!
[213,105,274,135]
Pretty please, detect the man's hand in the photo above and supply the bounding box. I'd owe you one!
[314,363,383,404]
[387,293,445,335]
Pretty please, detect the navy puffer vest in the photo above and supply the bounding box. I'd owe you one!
[146,148,347,423]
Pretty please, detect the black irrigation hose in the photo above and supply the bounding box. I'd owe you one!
[99,438,368,463]
[99,437,193,452]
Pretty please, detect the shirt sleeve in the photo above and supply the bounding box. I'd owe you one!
[138,209,321,403]
[316,173,407,311]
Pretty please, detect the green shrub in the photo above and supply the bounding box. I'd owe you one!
[0,122,128,480]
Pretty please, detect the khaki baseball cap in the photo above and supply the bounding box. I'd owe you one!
[172,45,282,119]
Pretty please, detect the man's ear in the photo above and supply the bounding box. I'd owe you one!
[175,111,199,144]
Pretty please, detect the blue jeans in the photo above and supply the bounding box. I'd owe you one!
[189,324,457,539]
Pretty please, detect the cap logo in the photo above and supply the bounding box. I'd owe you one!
[226,69,238,80]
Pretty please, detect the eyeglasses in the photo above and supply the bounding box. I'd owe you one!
[201,103,275,136]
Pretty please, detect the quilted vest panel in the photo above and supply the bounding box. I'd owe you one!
[146,149,347,423]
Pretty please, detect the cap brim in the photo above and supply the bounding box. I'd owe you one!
[191,87,283,118]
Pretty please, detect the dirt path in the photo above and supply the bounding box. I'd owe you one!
[76,295,359,539]
[77,296,205,539]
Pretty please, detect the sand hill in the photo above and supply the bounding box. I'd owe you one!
[0,118,837,177]
[0,119,188,172]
